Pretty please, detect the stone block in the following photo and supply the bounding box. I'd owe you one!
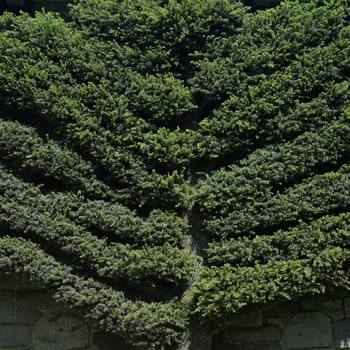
[92,331,135,350]
[266,317,285,329]
[16,309,41,325]
[230,311,263,328]
[301,296,343,312]
[32,313,89,350]
[212,341,236,350]
[284,312,332,349]
[213,341,281,350]
[0,300,14,323]
[0,324,31,346]
[16,290,63,313]
[0,348,30,350]
[331,311,345,322]
[344,298,350,318]
[264,303,299,320]
[229,326,281,343]
[241,344,281,350]
[212,331,233,350]
[0,289,14,299]
[334,318,350,349]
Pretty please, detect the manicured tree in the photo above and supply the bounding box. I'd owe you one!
[0,0,349,349]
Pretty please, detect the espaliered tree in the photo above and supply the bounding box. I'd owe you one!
[0,0,349,349]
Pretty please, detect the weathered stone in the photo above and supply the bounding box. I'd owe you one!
[211,340,235,350]
[0,289,14,299]
[241,344,281,350]
[229,326,281,343]
[334,318,350,349]
[16,290,62,313]
[264,303,299,320]
[16,309,41,325]
[0,325,31,346]
[284,312,332,349]
[331,311,345,322]
[301,296,343,312]
[0,300,14,323]
[266,317,285,329]
[212,342,281,350]
[0,348,31,350]
[32,313,89,350]
[229,311,263,328]
[344,298,350,318]
[92,332,135,350]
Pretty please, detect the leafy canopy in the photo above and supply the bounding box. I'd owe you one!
[0,0,349,348]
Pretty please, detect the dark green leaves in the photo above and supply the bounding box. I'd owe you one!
[0,0,350,347]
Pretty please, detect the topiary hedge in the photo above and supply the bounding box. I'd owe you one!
[0,0,349,348]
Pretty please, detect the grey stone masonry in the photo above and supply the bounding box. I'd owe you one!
[229,326,281,343]
[344,298,350,318]
[32,314,89,350]
[333,319,350,349]
[0,274,134,350]
[284,312,333,349]
[213,293,350,350]
[0,301,14,323]
[2,273,350,350]
[0,325,31,346]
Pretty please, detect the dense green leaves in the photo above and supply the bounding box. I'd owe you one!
[0,119,113,198]
[204,163,350,238]
[0,166,197,283]
[198,119,350,216]
[0,236,186,348]
[0,0,350,348]
[207,213,350,266]
[192,247,350,320]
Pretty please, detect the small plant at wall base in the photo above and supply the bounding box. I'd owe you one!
[0,0,349,349]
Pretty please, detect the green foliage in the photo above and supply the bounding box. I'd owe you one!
[0,166,197,284]
[193,0,350,157]
[192,247,350,320]
[197,119,350,216]
[0,0,350,348]
[0,236,186,349]
[207,213,350,266]
[0,119,113,199]
[204,163,350,238]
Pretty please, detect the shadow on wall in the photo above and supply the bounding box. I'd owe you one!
[0,273,134,350]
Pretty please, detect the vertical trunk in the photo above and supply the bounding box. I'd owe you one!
[180,95,216,350]
[179,204,213,350]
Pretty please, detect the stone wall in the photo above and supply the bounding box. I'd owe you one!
[213,292,350,350]
[0,274,133,350]
[3,273,350,350]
